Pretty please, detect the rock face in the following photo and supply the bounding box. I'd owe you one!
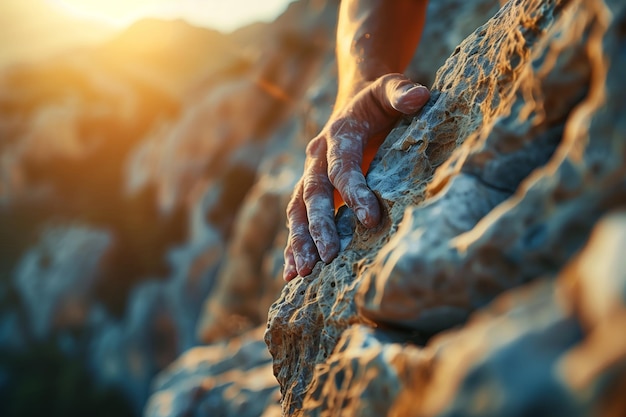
[303,210,626,417]
[265,0,626,415]
[145,326,281,417]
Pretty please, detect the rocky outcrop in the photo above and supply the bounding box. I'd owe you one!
[265,0,626,415]
[145,326,281,417]
[303,210,626,417]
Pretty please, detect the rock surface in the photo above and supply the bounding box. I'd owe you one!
[300,210,626,417]
[265,0,626,415]
[195,0,505,344]
[145,326,281,417]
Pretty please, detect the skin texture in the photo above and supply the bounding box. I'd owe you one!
[284,0,430,281]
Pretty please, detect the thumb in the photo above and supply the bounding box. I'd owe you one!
[382,74,430,114]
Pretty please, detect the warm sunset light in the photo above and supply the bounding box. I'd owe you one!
[46,0,293,32]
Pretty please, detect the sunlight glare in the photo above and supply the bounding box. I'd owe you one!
[47,0,293,31]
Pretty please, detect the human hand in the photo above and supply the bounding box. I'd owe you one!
[284,73,430,281]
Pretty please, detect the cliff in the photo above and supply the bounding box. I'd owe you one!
[263,0,626,415]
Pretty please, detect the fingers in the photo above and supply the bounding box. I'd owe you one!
[285,181,319,280]
[390,83,430,114]
[303,139,341,263]
[283,74,430,282]
[328,156,381,227]
[327,118,381,228]
[327,75,429,228]
[283,245,297,281]
[284,138,342,281]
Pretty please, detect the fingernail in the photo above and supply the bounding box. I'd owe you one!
[394,84,427,108]
[401,83,418,93]
[393,86,411,102]
[400,82,425,93]
[314,240,325,259]
[320,241,337,264]
[417,86,430,96]
[283,265,296,281]
[294,254,304,271]
[355,208,368,225]
[407,85,428,97]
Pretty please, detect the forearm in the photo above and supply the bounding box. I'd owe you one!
[335,0,428,109]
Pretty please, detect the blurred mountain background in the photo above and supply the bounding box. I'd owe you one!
[0,1,338,416]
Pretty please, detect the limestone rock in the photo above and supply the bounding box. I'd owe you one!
[357,0,596,333]
[195,0,506,347]
[265,0,626,415]
[406,0,502,86]
[145,326,281,417]
[302,210,626,417]
[3,0,625,414]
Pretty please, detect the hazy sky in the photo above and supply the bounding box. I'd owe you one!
[0,0,295,68]
[46,0,294,32]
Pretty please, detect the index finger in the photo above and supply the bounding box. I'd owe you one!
[326,118,381,228]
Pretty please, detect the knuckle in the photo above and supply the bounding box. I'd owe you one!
[327,117,366,141]
[302,182,321,201]
[286,181,305,217]
[302,175,330,200]
[289,228,312,252]
[290,228,307,243]
[327,160,343,185]
[327,144,361,165]
[327,118,346,138]
[370,75,392,98]
[286,196,302,218]
[305,136,326,158]
[328,159,359,187]
[378,73,404,89]
[308,218,331,238]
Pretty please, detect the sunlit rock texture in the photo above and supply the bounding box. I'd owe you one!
[265,0,626,415]
[145,327,281,417]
